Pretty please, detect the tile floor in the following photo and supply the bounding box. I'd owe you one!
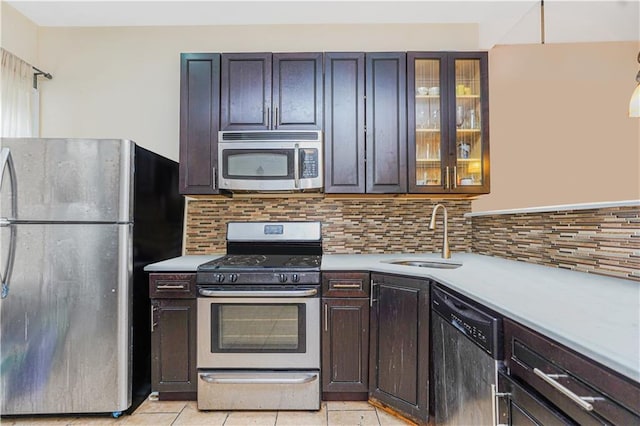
[2,398,412,426]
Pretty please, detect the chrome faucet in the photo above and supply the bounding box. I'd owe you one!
[429,204,450,259]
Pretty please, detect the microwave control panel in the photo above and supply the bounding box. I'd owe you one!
[300,149,319,178]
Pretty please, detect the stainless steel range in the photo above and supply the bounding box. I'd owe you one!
[196,221,322,410]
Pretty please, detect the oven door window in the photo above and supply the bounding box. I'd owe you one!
[211,303,306,353]
[222,149,294,180]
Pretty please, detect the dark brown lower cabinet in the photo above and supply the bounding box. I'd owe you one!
[503,318,640,425]
[369,273,429,425]
[322,298,370,400]
[149,273,197,400]
[321,272,370,400]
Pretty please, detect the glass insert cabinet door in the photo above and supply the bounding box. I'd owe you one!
[411,56,445,188]
[408,52,489,193]
[453,58,485,189]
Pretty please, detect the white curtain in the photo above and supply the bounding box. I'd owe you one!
[1,48,36,137]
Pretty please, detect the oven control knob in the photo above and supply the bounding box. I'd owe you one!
[215,274,225,283]
[291,274,300,283]
[278,273,288,283]
[229,274,238,283]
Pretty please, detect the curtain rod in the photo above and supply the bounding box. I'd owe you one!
[1,47,53,88]
[32,66,52,80]
[32,66,53,89]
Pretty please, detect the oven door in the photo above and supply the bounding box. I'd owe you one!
[197,288,320,369]
[218,142,322,191]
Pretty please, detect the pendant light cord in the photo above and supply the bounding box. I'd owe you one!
[540,0,545,44]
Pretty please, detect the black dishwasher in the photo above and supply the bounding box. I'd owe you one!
[431,285,505,426]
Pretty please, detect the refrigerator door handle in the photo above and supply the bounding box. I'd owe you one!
[0,148,18,298]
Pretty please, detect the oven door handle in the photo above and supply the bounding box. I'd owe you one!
[198,288,318,298]
[199,373,318,385]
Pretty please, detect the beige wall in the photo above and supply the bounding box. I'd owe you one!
[35,24,476,159]
[0,2,38,65]
[476,41,640,211]
[3,8,639,211]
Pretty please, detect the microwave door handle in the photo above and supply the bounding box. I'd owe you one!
[294,143,300,189]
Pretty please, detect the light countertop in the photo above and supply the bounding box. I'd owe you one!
[144,254,224,272]
[145,252,640,384]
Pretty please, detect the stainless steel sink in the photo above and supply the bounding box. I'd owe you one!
[384,259,463,269]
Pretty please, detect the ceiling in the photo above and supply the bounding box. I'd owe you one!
[6,1,640,48]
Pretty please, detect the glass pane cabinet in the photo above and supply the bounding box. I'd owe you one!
[408,52,489,194]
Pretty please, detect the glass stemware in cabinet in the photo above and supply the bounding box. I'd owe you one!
[456,105,464,128]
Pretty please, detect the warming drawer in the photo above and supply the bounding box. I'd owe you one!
[197,371,320,410]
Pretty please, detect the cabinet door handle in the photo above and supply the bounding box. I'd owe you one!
[453,166,457,189]
[212,166,217,189]
[151,304,158,332]
[275,107,279,129]
[370,279,377,307]
[444,166,450,190]
[266,107,271,128]
[533,368,595,411]
[294,143,300,188]
[324,303,328,332]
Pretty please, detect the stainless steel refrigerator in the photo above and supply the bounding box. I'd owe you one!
[0,138,184,416]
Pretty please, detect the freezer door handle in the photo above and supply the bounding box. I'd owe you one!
[0,148,17,299]
[0,148,17,220]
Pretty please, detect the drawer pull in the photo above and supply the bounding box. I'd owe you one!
[332,283,361,289]
[533,368,594,411]
[157,284,187,290]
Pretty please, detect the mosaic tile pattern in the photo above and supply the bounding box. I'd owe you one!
[185,197,473,255]
[471,205,640,281]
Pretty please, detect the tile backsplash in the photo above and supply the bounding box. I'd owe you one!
[471,204,640,281]
[185,197,638,282]
[185,196,473,255]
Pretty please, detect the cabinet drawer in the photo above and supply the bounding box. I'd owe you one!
[322,272,370,297]
[149,273,196,298]
[504,319,640,425]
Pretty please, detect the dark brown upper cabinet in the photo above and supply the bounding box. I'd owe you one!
[324,52,407,194]
[366,52,408,193]
[179,53,221,195]
[408,51,490,194]
[324,52,366,193]
[220,52,323,130]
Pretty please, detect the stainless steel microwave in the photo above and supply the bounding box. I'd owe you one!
[217,130,323,192]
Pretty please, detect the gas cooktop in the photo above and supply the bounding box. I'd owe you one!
[198,254,322,272]
[196,221,323,285]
